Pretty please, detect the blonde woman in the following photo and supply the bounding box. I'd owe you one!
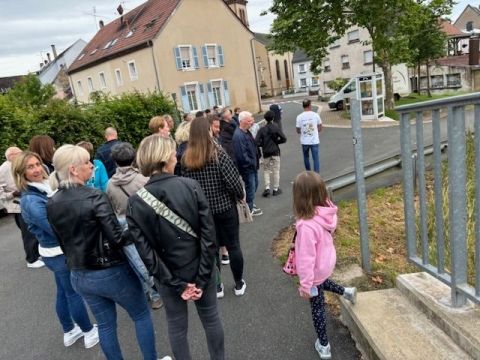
[174,120,191,175]
[12,151,98,348]
[149,116,170,137]
[45,144,170,360]
[127,135,224,360]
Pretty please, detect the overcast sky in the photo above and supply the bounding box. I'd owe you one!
[0,0,473,77]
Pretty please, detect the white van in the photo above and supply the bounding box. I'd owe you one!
[328,64,410,110]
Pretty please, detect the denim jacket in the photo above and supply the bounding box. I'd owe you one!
[21,186,59,248]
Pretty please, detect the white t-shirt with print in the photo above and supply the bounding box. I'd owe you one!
[296,111,321,145]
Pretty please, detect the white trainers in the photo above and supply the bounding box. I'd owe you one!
[251,207,263,216]
[64,324,83,347]
[234,280,246,296]
[343,287,357,305]
[216,283,225,299]
[315,339,331,359]
[84,324,99,348]
[158,357,173,360]
[27,259,45,268]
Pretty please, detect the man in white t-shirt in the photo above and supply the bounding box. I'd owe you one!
[296,99,322,172]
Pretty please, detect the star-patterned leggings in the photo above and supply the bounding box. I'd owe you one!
[309,279,345,346]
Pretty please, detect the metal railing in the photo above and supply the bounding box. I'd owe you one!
[396,93,480,307]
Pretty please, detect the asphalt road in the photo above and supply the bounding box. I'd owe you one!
[0,100,427,360]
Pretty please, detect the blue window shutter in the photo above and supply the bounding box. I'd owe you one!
[207,81,215,107]
[223,80,231,106]
[202,46,208,68]
[180,86,190,112]
[198,84,206,110]
[174,47,182,70]
[217,45,224,67]
[192,47,199,69]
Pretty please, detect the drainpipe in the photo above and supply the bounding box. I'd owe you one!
[148,40,162,91]
[250,38,262,113]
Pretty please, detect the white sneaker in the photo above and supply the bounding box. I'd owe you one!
[158,357,173,360]
[217,283,224,299]
[64,324,83,347]
[343,287,357,305]
[234,280,246,296]
[27,259,45,268]
[84,324,99,348]
[315,339,331,359]
[250,207,263,216]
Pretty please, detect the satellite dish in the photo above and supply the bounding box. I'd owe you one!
[117,4,124,15]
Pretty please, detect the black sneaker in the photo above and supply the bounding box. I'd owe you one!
[273,188,282,196]
[262,188,271,197]
[221,254,230,265]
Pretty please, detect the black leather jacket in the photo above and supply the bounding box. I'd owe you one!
[127,173,216,295]
[47,184,129,270]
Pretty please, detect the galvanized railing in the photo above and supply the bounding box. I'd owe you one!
[396,93,480,307]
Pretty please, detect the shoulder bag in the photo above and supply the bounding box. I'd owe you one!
[283,231,297,276]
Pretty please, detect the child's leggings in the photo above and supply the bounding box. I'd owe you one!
[309,278,345,346]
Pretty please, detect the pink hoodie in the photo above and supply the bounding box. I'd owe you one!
[295,203,337,293]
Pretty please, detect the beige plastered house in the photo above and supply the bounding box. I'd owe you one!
[67,0,261,113]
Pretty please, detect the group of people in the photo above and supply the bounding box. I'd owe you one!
[0,99,356,360]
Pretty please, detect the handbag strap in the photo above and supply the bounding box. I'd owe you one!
[136,187,198,239]
[118,185,131,198]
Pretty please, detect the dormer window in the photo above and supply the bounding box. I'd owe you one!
[78,53,85,60]
[110,38,118,47]
[126,29,134,38]
[90,48,98,55]
[103,41,112,49]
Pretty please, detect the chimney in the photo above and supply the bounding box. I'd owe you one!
[44,60,48,65]
[51,45,58,59]
[469,37,479,65]
[40,63,44,68]
[99,20,104,28]
[47,52,51,63]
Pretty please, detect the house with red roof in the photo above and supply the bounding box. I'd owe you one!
[67,0,261,113]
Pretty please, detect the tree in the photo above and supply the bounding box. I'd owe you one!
[266,0,453,109]
[327,78,349,92]
[5,73,55,108]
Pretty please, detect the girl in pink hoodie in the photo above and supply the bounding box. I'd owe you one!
[293,171,356,359]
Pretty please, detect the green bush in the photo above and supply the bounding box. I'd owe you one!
[0,77,178,156]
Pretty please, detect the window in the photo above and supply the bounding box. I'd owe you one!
[420,76,428,89]
[330,38,341,49]
[87,77,94,92]
[99,72,107,88]
[175,46,200,70]
[239,9,246,25]
[363,50,373,65]
[431,75,444,88]
[312,77,319,86]
[76,80,84,96]
[284,60,290,80]
[180,46,192,68]
[211,80,223,106]
[341,55,350,69]
[447,73,461,87]
[186,84,199,111]
[300,78,307,88]
[115,69,123,86]
[201,44,224,68]
[126,30,134,38]
[298,63,306,73]
[276,60,281,81]
[128,60,138,81]
[347,30,360,43]
[323,59,331,72]
[78,53,85,61]
[90,48,98,55]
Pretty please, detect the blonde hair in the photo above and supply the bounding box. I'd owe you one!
[12,151,48,191]
[76,141,94,156]
[174,121,191,145]
[136,135,176,177]
[292,171,329,219]
[49,144,90,190]
[149,116,168,134]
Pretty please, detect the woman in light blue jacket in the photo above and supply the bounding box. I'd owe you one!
[77,141,109,191]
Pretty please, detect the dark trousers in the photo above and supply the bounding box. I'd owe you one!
[160,276,225,360]
[213,206,244,285]
[14,213,40,263]
[310,279,345,346]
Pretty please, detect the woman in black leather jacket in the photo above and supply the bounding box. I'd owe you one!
[46,144,170,360]
[127,135,224,360]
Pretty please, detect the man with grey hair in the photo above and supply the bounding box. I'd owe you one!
[233,111,262,216]
[95,127,120,178]
[106,142,163,310]
[0,146,44,268]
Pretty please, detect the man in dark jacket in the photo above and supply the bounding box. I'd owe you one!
[256,110,287,197]
[233,111,262,216]
[95,127,120,178]
[219,108,237,162]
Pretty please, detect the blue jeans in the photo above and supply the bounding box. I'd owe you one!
[42,254,94,333]
[123,244,161,302]
[241,171,258,210]
[70,263,157,360]
[302,144,320,173]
